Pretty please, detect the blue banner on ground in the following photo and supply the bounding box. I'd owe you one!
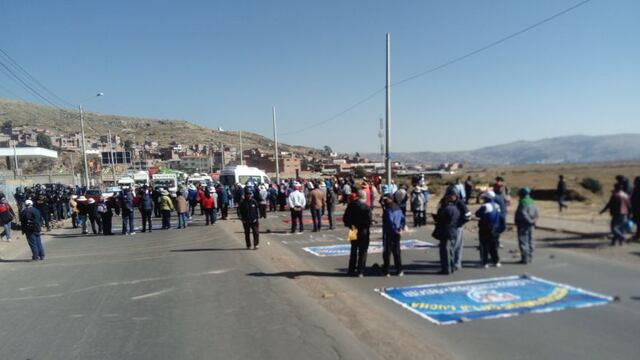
[302,239,434,257]
[377,275,612,325]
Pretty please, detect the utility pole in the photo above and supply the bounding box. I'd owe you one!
[220,142,225,169]
[385,33,392,186]
[79,105,90,187]
[12,140,18,179]
[272,106,280,184]
[70,152,76,185]
[239,130,244,166]
[108,130,117,184]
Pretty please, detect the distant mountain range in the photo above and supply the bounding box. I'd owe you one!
[366,134,640,165]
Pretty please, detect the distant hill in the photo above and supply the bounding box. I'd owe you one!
[367,134,640,165]
[0,98,315,155]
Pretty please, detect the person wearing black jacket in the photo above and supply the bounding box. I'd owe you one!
[434,193,461,274]
[343,190,372,277]
[238,188,260,250]
[87,198,101,235]
[20,200,45,261]
[102,194,120,235]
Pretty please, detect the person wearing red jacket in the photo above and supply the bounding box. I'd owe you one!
[201,190,215,225]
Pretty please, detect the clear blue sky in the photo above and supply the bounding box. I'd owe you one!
[1,0,638,153]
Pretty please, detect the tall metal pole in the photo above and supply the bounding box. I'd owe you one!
[108,130,117,184]
[272,106,280,184]
[79,105,90,187]
[12,140,18,179]
[385,33,392,186]
[239,131,244,165]
[220,142,225,169]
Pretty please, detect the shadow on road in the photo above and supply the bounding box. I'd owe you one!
[247,270,348,279]
[171,248,249,252]
[0,258,34,263]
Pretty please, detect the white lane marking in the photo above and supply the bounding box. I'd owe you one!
[0,269,232,302]
[131,288,174,301]
[18,283,60,291]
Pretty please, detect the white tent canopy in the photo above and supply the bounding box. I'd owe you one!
[0,147,58,159]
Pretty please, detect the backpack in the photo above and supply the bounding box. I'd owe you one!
[97,203,108,214]
[481,201,500,228]
[22,209,37,232]
[411,192,423,211]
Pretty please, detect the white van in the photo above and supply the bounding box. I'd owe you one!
[133,171,150,187]
[219,165,270,186]
[152,173,178,192]
[187,173,213,187]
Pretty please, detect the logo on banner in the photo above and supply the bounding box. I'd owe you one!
[468,289,520,303]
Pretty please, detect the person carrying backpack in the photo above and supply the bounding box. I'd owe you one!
[0,196,16,242]
[20,200,44,261]
[410,187,425,228]
[139,187,154,233]
[475,191,501,268]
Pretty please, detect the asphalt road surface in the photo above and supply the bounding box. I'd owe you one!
[0,216,378,360]
[1,209,638,360]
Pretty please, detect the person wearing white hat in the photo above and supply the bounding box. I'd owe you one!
[76,196,90,235]
[87,198,101,235]
[20,199,45,261]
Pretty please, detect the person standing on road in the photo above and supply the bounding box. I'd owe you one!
[288,184,306,233]
[464,176,474,204]
[176,192,189,229]
[600,183,631,246]
[76,196,89,235]
[120,188,135,235]
[557,175,568,212]
[631,176,640,242]
[202,190,215,226]
[69,195,78,229]
[410,186,425,228]
[326,184,337,230]
[0,197,16,242]
[382,195,405,276]
[475,191,501,268]
[394,184,408,218]
[159,190,174,230]
[139,186,154,233]
[433,193,461,275]
[152,186,162,218]
[238,187,260,250]
[87,198,101,235]
[447,186,471,272]
[343,190,372,277]
[309,183,325,232]
[102,194,119,235]
[515,187,539,264]
[493,182,508,248]
[20,199,44,261]
[258,185,268,219]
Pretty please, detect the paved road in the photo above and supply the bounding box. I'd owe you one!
[255,209,640,360]
[0,217,378,360]
[2,209,638,359]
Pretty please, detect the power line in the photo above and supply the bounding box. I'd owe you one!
[280,88,384,136]
[0,48,75,108]
[393,0,593,87]
[280,0,593,136]
[0,81,30,103]
[0,59,66,110]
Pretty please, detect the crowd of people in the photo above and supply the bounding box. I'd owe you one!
[6,172,639,268]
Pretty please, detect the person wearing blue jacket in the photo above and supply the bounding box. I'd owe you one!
[382,195,405,276]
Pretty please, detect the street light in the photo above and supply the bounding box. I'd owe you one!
[79,92,104,188]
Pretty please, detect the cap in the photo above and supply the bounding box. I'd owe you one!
[25,199,33,206]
